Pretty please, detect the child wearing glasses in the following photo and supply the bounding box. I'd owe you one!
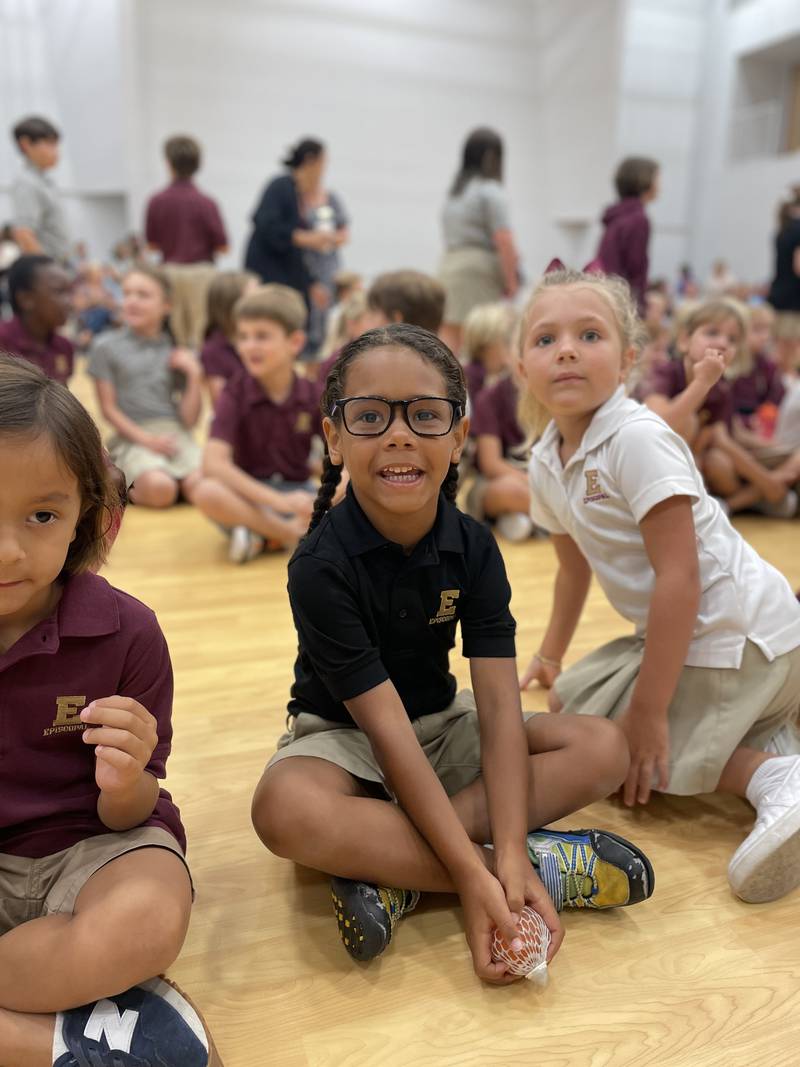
[251,323,653,983]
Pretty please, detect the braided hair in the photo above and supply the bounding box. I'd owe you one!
[307,323,467,534]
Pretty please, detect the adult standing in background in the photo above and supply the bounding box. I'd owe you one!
[767,185,800,372]
[439,128,520,355]
[145,135,229,347]
[10,116,71,264]
[244,139,334,311]
[301,176,349,356]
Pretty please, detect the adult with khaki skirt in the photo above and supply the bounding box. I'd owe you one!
[439,128,520,354]
[145,135,229,347]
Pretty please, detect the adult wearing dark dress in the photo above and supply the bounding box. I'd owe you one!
[767,190,800,372]
[244,139,332,309]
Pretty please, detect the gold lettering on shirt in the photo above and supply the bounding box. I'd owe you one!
[52,695,86,727]
[430,589,460,624]
[583,469,610,504]
[295,412,312,433]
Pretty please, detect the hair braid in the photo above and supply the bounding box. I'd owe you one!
[306,454,342,535]
[441,462,459,504]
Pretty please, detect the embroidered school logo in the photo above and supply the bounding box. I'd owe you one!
[295,412,312,433]
[583,469,610,504]
[43,695,86,737]
[430,589,460,624]
[55,354,69,378]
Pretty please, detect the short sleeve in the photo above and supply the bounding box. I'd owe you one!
[459,531,516,658]
[288,556,389,701]
[470,387,502,439]
[609,417,700,523]
[11,176,41,231]
[208,384,239,445]
[528,458,568,535]
[648,359,681,399]
[117,613,174,779]
[87,335,114,382]
[482,182,510,234]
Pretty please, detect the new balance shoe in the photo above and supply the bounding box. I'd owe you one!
[228,525,264,564]
[526,828,653,910]
[729,755,800,903]
[330,876,420,962]
[53,976,223,1067]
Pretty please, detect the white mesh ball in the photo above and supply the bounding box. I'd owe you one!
[491,905,550,985]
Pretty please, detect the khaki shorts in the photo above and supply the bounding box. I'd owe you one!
[269,690,515,799]
[774,311,800,342]
[109,418,201,487]
[554,638,800,795]
[0,827,188,936]
[439,247,505,325]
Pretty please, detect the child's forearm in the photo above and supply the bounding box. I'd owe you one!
[629,568,699,716]
[653,378,712,432]
[102,403,155,447]
[97,771,159,832]
[538,562,591,663]
[714,425,783,495]
[178,373,203,428]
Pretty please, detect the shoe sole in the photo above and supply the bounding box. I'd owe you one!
[729,805,800,903]
[330,877,390,962]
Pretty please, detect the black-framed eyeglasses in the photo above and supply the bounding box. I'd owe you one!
[331,396,463,437]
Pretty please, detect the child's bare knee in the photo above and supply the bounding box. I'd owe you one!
[583,717,630,789]
[252,768,312,858]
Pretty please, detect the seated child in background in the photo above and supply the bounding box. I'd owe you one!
[316,269,446,389]
[315,286,370,367]
[318,270,363,359]
[644,298,797,516]
[88,266,203,508]
[516,268,800,906]
[0,355,220,1067]
[252,323,653,978]
[0,254,74,386]
[731,303,785,439]
[463,306,536,542]
[461,301,517,405]
[73,261,119,351]
[194,284,319,563]
[199,270,258,404]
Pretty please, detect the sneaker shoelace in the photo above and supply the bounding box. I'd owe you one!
[533,843,598,911]
[377,886,420,934]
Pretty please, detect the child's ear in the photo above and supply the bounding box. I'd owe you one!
[323,416,343,466]
[620,345,637,381]
[290,330,306,358]
[450,414,470,463]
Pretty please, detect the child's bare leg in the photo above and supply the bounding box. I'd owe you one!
[483,473,530,518]
[716,432,790,503]
[716,745,772,799]
[0,848,191,1016]
[193,477,304,543]
[253,716,628,890]
[128,470,180,508]
[178,469,202,504]
[0,1008,54,1067]
[702,447,740,498]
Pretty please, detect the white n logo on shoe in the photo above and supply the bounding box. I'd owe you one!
[83,1000,139,1052]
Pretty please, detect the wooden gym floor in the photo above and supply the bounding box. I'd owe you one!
[78,373,800,1066]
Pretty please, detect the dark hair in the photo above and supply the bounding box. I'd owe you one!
[12,115,60,146]
[164,135,201,179]
[308,324,466,534]
[367,270,446,334]
[450,127,503,197]
[205,270,257,339]
[0,355,119,576]
[8,254,55,315]
[614,156,659,198]
[282,138,324,170]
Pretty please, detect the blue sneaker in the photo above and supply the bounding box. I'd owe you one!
[527,828,654,911]
[53,977,222,1067]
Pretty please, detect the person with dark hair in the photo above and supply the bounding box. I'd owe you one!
[244,138,335,309]
[251,322,652,977]
[9,115,71,262]
[0,354,222,1067]
[594,156,659,310]
[439,128,521,354]
[144,135,229,348]
[767,186,800,374]
[0,254,74,385]
[199,270,258,403]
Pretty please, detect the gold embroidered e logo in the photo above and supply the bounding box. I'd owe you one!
[436,590,460,619]
[584,470,601,497]
[53,696,86,727]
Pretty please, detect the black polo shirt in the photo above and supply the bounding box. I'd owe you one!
[287,486,516,725]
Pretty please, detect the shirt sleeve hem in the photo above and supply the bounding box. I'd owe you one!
[629,478,699,523]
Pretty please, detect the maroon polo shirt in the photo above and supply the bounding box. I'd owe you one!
[200,328,242,383]
[650,358,733,429]
[145,180,228,264]
[0,315,74,385]
[470,374,526,469]
[731,352,785,418]
[0,572,185,859]
[464,361,487,405]
[210,371,322,482]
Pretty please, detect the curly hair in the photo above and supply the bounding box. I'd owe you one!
[308,323,467,534]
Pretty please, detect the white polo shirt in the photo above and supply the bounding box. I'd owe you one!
[529,387,800,668]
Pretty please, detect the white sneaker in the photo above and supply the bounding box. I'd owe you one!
[728,755,800,903]
[755,489,799,519]
[228,525,264,564]
[496,512,534,542]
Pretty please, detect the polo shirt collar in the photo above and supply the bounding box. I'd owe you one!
[241,371,300,409]
[57,572,121,637]
[535,386,635,472]
[332,484,464,559]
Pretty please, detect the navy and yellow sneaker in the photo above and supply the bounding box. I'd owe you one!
[527,828,654,910]
[53,976,223,1066]
[331,876,420,961]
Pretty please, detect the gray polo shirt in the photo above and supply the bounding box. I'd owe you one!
[88,327,182,424]
[11,162,71,262]
[441,178,511,252]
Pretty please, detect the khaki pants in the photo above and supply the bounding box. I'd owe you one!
[165,263,218,348]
